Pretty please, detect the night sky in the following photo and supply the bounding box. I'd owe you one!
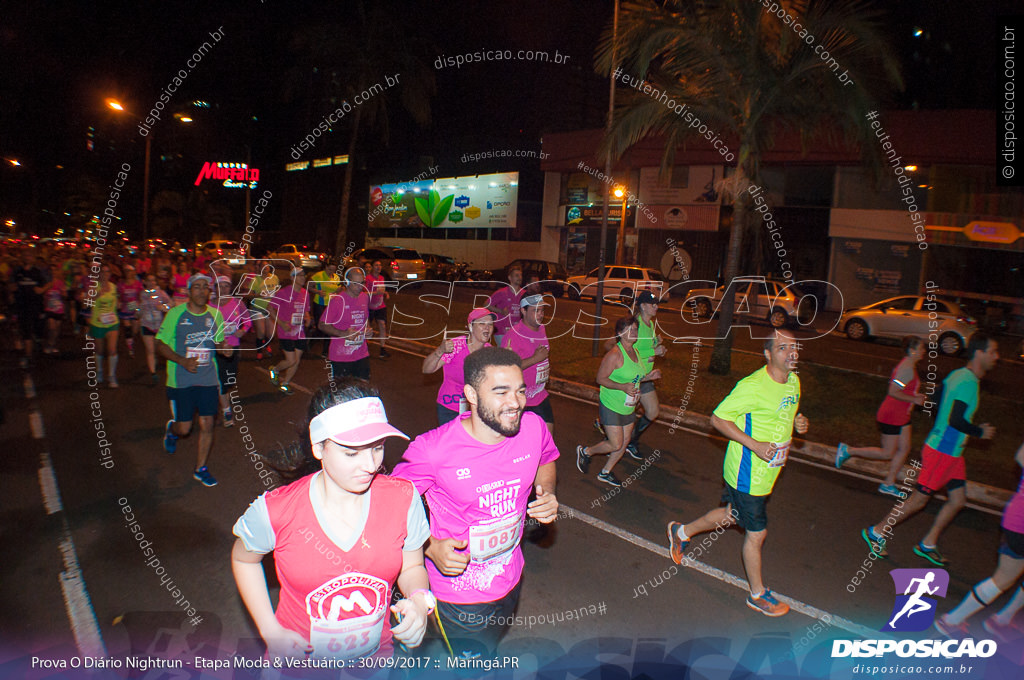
[0,0,1017,236]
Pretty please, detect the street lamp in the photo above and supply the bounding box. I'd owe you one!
[613,185,629,265]
[106,98,152,242]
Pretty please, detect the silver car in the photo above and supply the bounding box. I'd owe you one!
[840,295,977,355]
[683,276,813,328]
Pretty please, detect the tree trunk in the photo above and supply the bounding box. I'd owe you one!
[334,105,363,256]
[708,159,753,375]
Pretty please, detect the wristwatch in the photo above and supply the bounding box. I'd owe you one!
[410,589,436,615]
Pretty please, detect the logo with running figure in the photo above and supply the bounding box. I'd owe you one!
[883,569,949,632]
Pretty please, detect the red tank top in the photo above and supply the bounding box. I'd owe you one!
[876,361,920,426]
[264,473,413,659]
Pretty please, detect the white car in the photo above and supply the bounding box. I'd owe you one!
[565,265,666,303]
[199,240,245,266]
[266,244,327,269]
[683,276,813,328]
[839,295,977,355]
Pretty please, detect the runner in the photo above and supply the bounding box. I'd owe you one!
[503,294,554,433]
[576,316,659,487]
[308,258,340,358]
[666,330,808,616]
[42,273,66,355]
[626,291,666,458]
[88,265,121,387]
[393,346,559,657]
[250,264,280,361]
[118,264,144,358]
[935,440,1024,640]
[366,260,391,359]
[423,308,495,426]
[157,273,233,487]
[11,248,48,366]
[319,266,370,381]
[140,273,173,385]
[171,260,191,307]
[861,333,999,566]
[268,268,311,394]
[836,336,926,497]
[487,265,523,347]
[231,380,433,660]
[213,275,252,424]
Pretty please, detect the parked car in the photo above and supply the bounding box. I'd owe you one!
[839,295,977,355]
[565,265,665,303]
[199,239,245,266]
[683,277,813,328]
[422,253,462,281]
[266,243,328,269]
[343,247,426,281]
[492,259,568,298]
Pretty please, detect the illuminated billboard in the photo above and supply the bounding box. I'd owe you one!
[369,172,518,229]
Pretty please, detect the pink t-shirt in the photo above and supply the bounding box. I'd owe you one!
[489,286,522,336]
[1003,471,1024,534]
[323,291,369,361]
[392,412,559,604]
[44,279,66,314]
[172,274,190,305]
[214,297,252,347]
[272,285,310,340]
[503,321,550,406]
[118,279,144,313]
[365,273,388,311]
[435,337,492,411]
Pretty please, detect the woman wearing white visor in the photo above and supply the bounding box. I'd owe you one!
[231,379,435,662]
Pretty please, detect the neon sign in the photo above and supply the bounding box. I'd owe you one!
[194,162,260,189]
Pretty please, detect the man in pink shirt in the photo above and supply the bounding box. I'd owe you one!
[392,347,559,657]
[487,265,523,347]
[502,294,554,433]
[318,266,370,381]
[365,260,392,359]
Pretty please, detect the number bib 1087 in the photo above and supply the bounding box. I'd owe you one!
[469,513,524,563]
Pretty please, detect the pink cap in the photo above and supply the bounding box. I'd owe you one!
[308,397,409,446]
[468,307,496,324]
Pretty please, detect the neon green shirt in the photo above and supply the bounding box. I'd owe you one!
[599,343,646,415]
[90,282,119,328]
[714,366,801,496]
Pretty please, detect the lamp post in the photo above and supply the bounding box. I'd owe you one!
[593,0,620,357]
[613,185,629,265]
[106,98,153,242]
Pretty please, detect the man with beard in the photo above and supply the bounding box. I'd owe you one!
[393,347,559,657]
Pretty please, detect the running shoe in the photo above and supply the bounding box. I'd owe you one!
[279,383,294,394]
[835,442,850,469]
[667,521,689,565]
[983,615,1023,643]
[380,348,391,359]
[192,466,218,487]
[575,445,591,474]
[746,590,790,617]
[593,418,605,436]
[597,470,622,487]
[223,408,234,428]
[163,420,178,454]
[108,380,119,389]
[268,365,279,386]
[934,614,970,639]
[861,527,888,558]
[626,443,644,461]
[878,483,905,499]
[913,543,948,566]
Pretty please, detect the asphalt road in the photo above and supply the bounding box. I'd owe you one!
[3,338,1022,679]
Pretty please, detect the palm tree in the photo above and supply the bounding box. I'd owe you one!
[596,0,902,373]
[286,1,436,255]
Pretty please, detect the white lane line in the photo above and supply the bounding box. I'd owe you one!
[564,504,881,640]
[38,452,63,515]
[24,375,36,398]
[30,411,45,438]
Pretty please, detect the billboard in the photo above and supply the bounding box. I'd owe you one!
[369,172,518,229]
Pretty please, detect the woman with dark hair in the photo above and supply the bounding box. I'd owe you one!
[836,335,927,497]
[231,379,434,661]
[422,307,495,425]
[576,316,660,487]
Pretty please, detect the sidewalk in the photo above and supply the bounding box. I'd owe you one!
[387,337,1013,514]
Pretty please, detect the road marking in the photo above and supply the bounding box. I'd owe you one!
[26,377,107,658]
[564,504,882,640]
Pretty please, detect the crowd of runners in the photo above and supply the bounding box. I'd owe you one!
[5,245,1023,660]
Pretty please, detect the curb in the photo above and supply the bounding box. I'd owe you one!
[386,337,1012,513]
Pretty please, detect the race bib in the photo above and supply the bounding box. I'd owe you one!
[291,312,304,326]
[345,331,365,347]
[767,440,791,469]
[186,347,212,366]
[469,513,524,563]
[535,360,549,386]
[223,321,238,336]
[625,390,640,408]
[125,301,139,313]
[458,395,469,415]
[307,573,388,660]
[100,312,117,325]
[46,296,63,313]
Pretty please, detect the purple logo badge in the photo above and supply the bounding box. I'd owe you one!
[883,568,949,632]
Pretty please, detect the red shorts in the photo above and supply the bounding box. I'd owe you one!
[917,444,967,495]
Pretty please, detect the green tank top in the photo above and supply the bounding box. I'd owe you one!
[635,315,658,372]
[90,282,119,328]
[600,342,645,415]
